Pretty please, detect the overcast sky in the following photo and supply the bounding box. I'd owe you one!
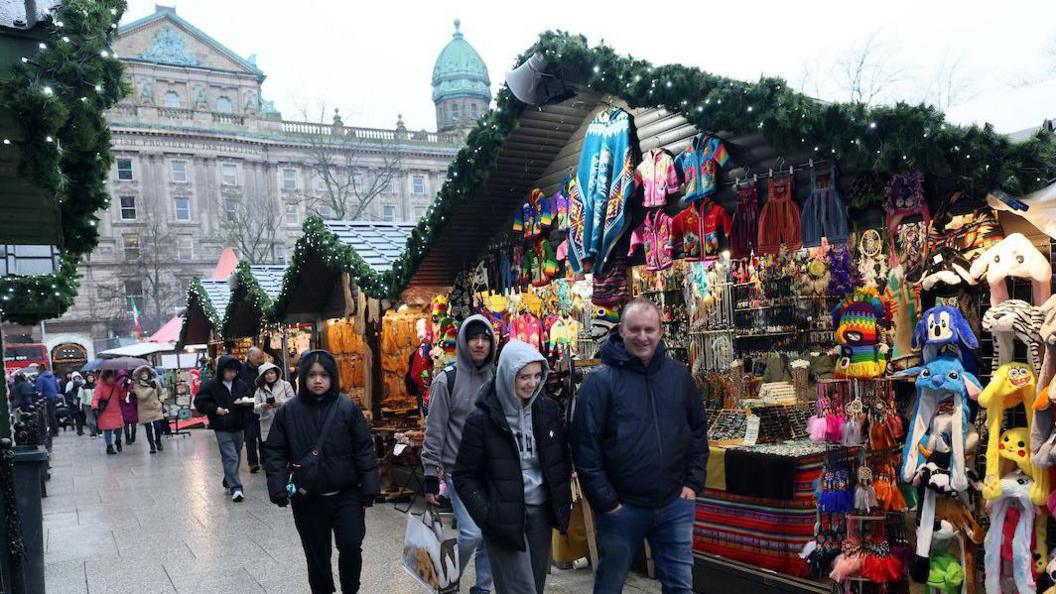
[122,0,1056,133]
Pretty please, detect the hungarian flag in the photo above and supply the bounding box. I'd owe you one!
[130,297,142,338]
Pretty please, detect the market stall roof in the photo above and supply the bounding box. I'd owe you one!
[147,315,183,343]
[99,342,175,358]
[178,278,232,345]
[271,217,410,323]
[322,221,416,273]
[222,262,287,338]
[358,32,1056,294]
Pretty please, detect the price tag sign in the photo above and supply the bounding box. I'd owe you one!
[743,415,760,446]
[394,443,408,456]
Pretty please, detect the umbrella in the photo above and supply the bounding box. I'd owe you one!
[80,358,106,372]
[97,357,150,370]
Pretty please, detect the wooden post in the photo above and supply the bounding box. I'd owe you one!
[365,300,383,425]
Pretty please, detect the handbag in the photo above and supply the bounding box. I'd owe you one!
[96,385,117,413]
[289,398,342,497]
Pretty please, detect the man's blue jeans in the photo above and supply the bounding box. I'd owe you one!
[446,475,492,593]
[593,497,695,594]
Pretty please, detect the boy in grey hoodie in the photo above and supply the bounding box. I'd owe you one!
[422,314,496,594]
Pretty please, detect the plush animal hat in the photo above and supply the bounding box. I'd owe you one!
[984,471,1038,594]
[982,300,1044,375]
[896,355,980,493]
[980,363,1049,504]
[833,288,893,379]
[912,305,978,364]
[1036,296,1056,389]
[919,247,977,297]
[884,172,931,268]
[969,232,1051,307]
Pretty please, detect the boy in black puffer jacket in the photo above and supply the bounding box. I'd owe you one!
[453,340,572,594]
[263,350,380,594]
[194,354,254,502]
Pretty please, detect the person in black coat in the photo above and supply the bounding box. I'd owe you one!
[193,354,255,502]
[572,299,709,594]
[9,372,37,412]
[453,340,572,594]
[240,346,266,473]
[263,349,380,594]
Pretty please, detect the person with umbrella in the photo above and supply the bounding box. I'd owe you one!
[93,370,129,455]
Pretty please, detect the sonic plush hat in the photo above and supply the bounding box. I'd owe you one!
[912,306,979,364]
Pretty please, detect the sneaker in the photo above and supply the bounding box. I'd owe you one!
[222,478,229,491]
[106,445,116,455]
[232,490,244,503]
[150,448,157,454]
[115,442,122,452]
[249,465,261,474]
[156,442,164,452]
[90,435,98,439]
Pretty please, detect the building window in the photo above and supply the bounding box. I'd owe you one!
[124,279,143,299]
[118,196,136,220]
[282,168,297,191]
[116,158,133,181]
[452,103,460,119]
[216,96,233,114]
[313,174,327,194]
[176,236,193,261]
[221,163,239,186]
[413,175,425,195]
[382,204,397,222]
[414,205,427,220]
[171,160,188,183]
[224,198,238,223]
[174,197,191,221]
[285,203,300,226]
[122,234,140,260]
[163,91,180,108]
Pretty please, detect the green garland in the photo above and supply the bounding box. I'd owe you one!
[0,0,128,325]
[178,277,224,346]
[374,31,1056,298]
[223,261,275,337]
[270,215,395,317]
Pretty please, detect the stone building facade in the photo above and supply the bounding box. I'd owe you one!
[13,7,490,357]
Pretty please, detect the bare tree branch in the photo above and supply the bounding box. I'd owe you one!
[923,53,978,110]
[834,31,904,105]
[216,191,284,265]
[291,103,403,221]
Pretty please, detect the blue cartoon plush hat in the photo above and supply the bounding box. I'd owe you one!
[912,306,978,364]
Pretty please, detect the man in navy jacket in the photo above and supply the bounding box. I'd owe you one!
[572,298,709,594]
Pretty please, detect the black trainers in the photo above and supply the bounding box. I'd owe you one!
[150,448,157,454]
[106,445,116,455]
[249,465,261,474]
[232,490,244,503]
[222,478,229,490]
[115,442,122,452]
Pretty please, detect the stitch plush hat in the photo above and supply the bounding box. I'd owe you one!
[969,232,1052,307]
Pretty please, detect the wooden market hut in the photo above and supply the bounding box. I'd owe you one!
[366,31,1056,594]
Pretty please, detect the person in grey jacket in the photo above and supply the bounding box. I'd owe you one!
[421,314,496,594]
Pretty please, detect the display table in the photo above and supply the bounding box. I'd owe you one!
[694,441,828,581]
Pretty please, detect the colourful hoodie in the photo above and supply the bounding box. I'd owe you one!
[668,133,729,203]
[568,107,638,274]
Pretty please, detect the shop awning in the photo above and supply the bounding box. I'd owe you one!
[99,342,176,358]
[382,32,1056,294]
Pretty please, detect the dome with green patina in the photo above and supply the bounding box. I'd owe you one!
[432,19,491,103]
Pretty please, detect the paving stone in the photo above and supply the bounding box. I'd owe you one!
[41,430,662,594]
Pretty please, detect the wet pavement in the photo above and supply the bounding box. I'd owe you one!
[40,428,661,593]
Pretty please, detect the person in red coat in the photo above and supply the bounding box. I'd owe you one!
[92,370,129,455]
